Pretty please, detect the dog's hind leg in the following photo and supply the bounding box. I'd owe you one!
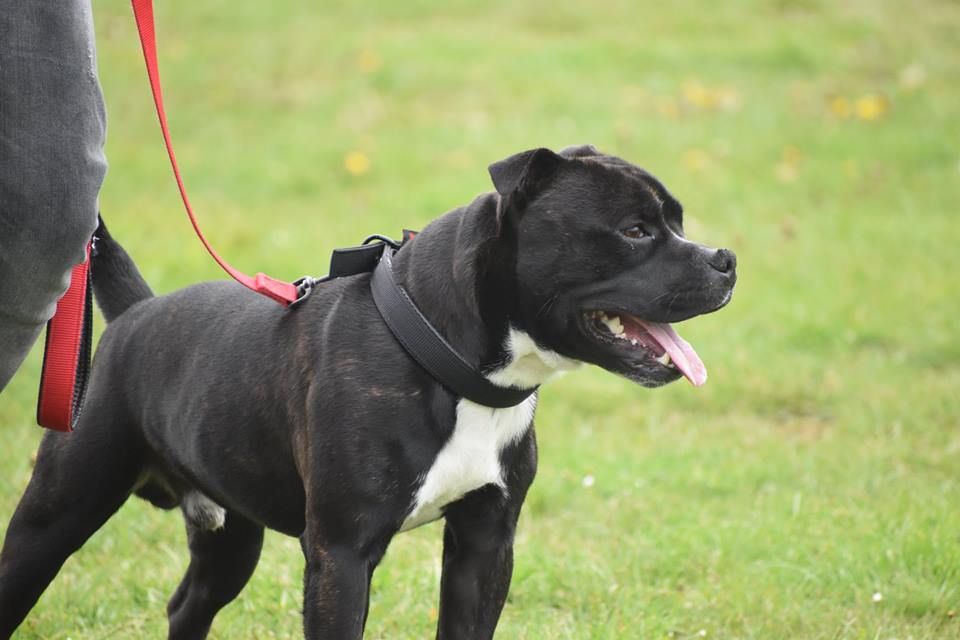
[0,415,144,638]
[166,510,264,640]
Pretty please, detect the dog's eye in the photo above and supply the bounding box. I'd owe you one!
[621,225,649,240]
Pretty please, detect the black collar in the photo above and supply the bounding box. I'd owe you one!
[303,235,538,409]
[371,248,537,408]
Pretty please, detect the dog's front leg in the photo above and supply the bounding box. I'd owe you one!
[300,534,376,639]
[436,433,536,640]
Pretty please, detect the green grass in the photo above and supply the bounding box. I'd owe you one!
[3,0,959,637]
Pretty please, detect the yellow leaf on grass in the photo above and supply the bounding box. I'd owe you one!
[344,151,371,176]
[828,96,852,118]
[855,94,888,121]
[682,80,716,110]
[680,80,741,112]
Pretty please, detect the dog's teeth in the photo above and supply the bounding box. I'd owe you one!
[601,314,624,336]
[656,353,671,366]
[631,339,638,346]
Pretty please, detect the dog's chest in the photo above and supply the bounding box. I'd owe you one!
[399,397,536,531]
[399,329,580,532]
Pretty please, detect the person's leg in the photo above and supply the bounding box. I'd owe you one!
[0,0,107,392]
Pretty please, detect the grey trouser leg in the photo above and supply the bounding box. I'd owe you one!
[0,0,106,393]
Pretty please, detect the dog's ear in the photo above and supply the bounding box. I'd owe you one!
[558,144,600,159]
[488,148,564,197]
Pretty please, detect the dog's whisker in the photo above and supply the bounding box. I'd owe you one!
[536,293,559,319]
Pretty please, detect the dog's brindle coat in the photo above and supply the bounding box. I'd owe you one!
[0,146,736,639]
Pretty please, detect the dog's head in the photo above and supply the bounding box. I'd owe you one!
[488,145,737,388]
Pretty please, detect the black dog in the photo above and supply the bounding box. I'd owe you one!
[0,145,736,639]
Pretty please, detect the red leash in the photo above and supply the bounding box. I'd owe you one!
[37,243,93,431]
[37,0,300,431]
[130,0,299,305]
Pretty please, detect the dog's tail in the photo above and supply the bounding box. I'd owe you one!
[91,217,154,322]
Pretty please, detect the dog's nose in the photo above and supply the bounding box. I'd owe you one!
[708,248,736,275]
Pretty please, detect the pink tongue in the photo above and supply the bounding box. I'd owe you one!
[637,321,708,387]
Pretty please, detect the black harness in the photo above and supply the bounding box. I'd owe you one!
[295,233,538,409]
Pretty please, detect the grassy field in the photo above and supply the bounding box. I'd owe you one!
[2,0,959,637]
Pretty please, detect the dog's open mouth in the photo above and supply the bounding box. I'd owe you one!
[584,311,708,386]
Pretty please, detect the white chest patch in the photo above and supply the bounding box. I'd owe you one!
[399,329,580,532]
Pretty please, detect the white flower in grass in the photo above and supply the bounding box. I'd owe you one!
[872,591,883,603]
[581,474,595,488]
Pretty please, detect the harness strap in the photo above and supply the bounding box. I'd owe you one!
[371,249,537,408]
[37,242,94,431]
[130,0,298,305]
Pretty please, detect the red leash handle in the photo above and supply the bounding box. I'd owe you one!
[130,0,298,305]
[37,243,93,432]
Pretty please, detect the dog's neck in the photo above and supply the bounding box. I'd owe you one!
[389,193,578,389]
